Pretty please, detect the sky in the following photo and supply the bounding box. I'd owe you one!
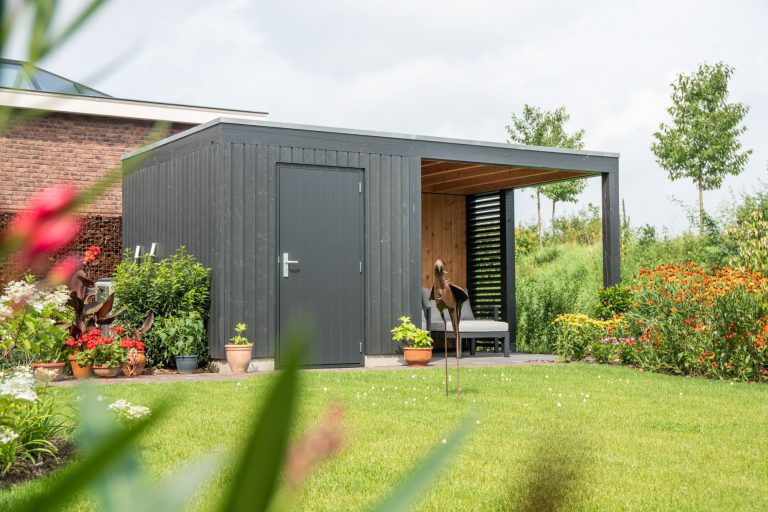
[8,0,768,233]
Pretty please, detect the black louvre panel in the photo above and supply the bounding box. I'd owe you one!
[466,192,503,319]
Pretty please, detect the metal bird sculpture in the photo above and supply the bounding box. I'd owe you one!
[430,259,468,398]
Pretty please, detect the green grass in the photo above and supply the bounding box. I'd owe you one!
[2,364,767,511]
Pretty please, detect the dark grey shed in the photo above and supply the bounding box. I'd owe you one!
[122,118,620,367]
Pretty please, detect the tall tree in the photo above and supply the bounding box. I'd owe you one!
[652,62,751,233]
[506,105,586,244]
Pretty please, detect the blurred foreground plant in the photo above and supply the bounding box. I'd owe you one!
[14,329,478,512]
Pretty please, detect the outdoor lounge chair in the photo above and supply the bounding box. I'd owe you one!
[421,288,510,357]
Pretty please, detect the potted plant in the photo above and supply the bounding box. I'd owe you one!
[155,312,205,375]
[28,313,69,381]
[59,246,119,378]
[75,329,126,377]
[63,336,91,379]
[391,316,433,366]
[225,323,252,373]
[113,326,147,377]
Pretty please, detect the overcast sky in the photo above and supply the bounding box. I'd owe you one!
[9,0,768,233]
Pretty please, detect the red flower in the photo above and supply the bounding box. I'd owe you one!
[86,340,98,350]
[88,246,101,256]
[135,341,145,351]
[65,338,77,347]
[109,326,126,335]
[120,339,133,349]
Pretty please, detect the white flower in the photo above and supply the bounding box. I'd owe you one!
[0,304,13,321]
[108,399,151,420]
[0,367,38,402]
[0,427,19,445]
[0,280,38,306]
[556,402,562,408]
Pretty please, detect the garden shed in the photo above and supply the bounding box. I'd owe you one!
[122,119,620,368]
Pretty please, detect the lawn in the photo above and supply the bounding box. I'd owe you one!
[1,364,767,511]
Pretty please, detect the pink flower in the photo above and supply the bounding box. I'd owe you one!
[5,186,81,267]
[48,255,82,286]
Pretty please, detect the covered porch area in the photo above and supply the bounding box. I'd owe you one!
[420,154,620,355]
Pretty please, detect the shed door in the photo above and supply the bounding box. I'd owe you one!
[278,165,364,367]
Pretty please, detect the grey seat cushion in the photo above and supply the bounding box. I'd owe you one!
[434,319,509,334]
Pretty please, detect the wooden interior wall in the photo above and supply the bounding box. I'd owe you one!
[421,193,467,290]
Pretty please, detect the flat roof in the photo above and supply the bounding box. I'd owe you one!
[0,88,268,124]
[123,117,619,175]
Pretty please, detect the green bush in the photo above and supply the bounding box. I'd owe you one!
[113,247,211,368]
[155,312,207,360]
[0,278,71,367]
[515,244,602,353]
[594,284,634,320]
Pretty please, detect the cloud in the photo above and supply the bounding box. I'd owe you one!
[9,0,768,233]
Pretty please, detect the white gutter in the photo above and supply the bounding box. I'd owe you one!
[0,88,267,124]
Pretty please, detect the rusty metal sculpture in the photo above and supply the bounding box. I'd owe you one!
[430,259,468,398]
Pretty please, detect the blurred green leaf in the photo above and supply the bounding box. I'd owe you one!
[16,385,164,512]
[218,325,308,512]
[372,416,477,512]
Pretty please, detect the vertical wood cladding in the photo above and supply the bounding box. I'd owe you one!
[421,193,467,290]
[125,132,421,359]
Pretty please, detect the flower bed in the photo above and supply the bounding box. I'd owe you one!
[553,263,768,381]
[0,367,68,476]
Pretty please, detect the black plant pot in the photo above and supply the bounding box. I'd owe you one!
[175,355,198,375]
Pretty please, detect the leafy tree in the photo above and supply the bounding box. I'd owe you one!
[541,180,587,223]
[506,105,586,244]
[651,62,751,233]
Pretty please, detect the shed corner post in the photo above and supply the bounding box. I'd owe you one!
[601,171,621,288]
[502,189,516,354]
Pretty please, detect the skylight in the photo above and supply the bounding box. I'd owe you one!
[0,59,110,97]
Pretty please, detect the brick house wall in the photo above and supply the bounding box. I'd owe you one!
[0,113,193,283]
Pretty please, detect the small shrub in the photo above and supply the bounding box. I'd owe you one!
[154,312,206,360]
[594,284,634,320]
[515,223,539,256]
[0,278,71,367]
[113,247,211,368]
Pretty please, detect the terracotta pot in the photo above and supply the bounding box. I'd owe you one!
[122,349,146,377]
[225,344,253,373]
[32,362,66,382]
[403,347,433,366]
[92,365,122,378]
[68,354,92,379]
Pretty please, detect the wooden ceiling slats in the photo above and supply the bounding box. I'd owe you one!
[420,159,593,195]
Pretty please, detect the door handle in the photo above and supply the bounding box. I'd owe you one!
[282,252,299,278]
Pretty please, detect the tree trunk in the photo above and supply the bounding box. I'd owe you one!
[536,189,542,246]
[551,200,556,228]
[698,182,705,234]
